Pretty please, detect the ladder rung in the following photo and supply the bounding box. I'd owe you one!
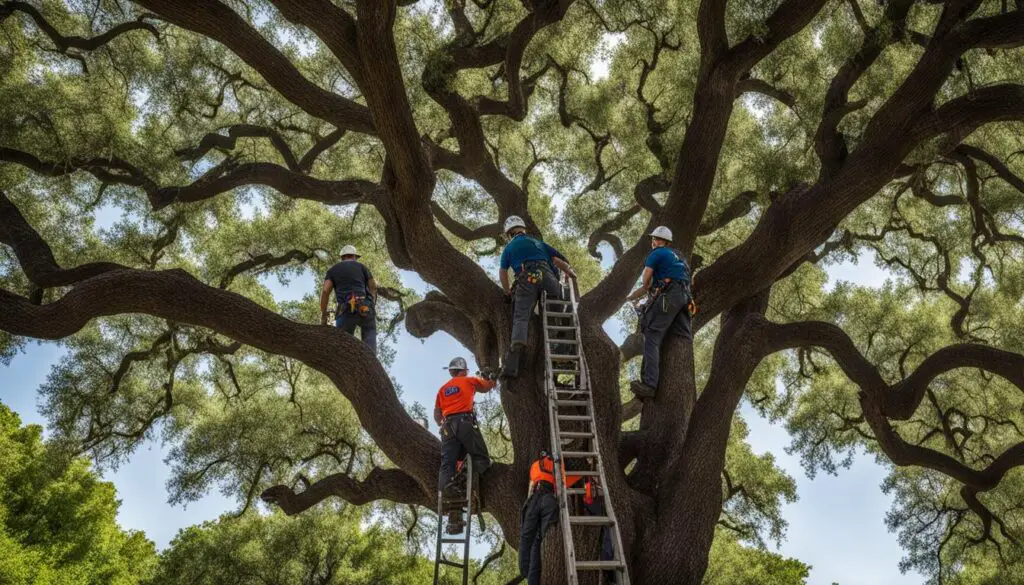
[550,354,580,360]
[441,537,468,544]
[559,431,594,438]
[561,451,598,457]
[556,400,590,407]
[564,488,587,495]
[548,338,578,344]
[569,515,615,525]
[557,415,592,422]
[554,387,587,393]
[565,470,600,476]
[545,299,571,304]
[551,369,579,374]
[546,312,574,318]
[547,325,577,331]
[577,560,625,571]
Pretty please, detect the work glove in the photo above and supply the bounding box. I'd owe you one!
[477,367,499,381]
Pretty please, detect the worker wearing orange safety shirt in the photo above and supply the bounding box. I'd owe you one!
[517,451,584,585]
[434,356,497,534]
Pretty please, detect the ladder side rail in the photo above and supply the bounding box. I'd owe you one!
[433,488,444,585]
[462,457,473,585]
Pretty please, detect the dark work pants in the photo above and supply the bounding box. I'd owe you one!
[583,498,617,584]
[511,264,564,346]
[518,488,559,585]
[640,285,692,388]
[438,415,491,491]
[336,308,377,355]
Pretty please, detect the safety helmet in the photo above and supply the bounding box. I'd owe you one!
[340,244,360,258]
[503,215,527,234]
[649,226,673,242]
[444,356,468,371]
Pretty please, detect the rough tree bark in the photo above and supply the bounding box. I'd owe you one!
[2,1,1024,584]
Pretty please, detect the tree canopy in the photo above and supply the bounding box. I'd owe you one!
[0,402,157,585]
[2,1,1024,584]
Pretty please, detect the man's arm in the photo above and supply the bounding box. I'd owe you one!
[367,277,378,301]
[552,257,577,280]
[500,269,512,295]
[434,405,443,426]
[320,279,333,324]
[625,267,654,304]
[472,377,497,393]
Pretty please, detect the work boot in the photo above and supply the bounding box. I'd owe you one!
[500,344,525,379]
[443,478,466,501]
[630,380,656,399]
[445,510,466,535]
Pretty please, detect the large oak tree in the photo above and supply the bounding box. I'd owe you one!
[2,1,1024,583]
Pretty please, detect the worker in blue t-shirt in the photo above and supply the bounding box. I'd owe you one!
[624,226,693,398]
[498,215,577,378]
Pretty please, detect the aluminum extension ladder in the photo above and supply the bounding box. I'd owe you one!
[433,457,474,585]
[542,284,630,585]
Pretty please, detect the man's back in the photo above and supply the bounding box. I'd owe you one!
[325,260,372,303]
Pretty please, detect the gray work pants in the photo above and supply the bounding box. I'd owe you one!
[640,285,692,388]
[510,263,564,346]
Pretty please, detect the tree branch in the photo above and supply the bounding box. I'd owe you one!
[1,2,158,72]
[261,467,431,514]
[135,0,375,134]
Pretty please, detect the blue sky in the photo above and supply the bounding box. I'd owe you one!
[0,249,926,584]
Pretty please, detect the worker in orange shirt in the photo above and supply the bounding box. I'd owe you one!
[517,450,584,585]
[434,356,497,534]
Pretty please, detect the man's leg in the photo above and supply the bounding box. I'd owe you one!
[635,291,686,397]
[456,417,491,479]
[437,422,461,493]
[359,312,378,355]
[511,279,539,346]
[528,493,558,585]
[669,303,693,341]
[503,280,539,378]
[336,311,358,335]
[518,494,541,582]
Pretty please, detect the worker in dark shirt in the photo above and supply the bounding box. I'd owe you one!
[320,244,378,354]
[624,226,693,398]
[498,215,576,378]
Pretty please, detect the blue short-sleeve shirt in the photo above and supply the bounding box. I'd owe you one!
[500,234,566,274]
[644,247,689,283]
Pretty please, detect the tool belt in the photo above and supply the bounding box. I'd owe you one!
[532,480,556,495]
[443,411,476,424]
[517,260,551,285]
[343,293,374,316]
[647,279,697,317]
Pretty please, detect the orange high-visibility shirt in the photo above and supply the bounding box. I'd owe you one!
[435,376,496,418]
[529,456,583,491]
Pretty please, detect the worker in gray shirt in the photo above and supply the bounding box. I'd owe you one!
[320,245,378,354]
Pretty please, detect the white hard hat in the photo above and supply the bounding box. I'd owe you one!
[444,357,468,371]
[340,244,360,258]
[649,226,673,241]
[503,215,527,234]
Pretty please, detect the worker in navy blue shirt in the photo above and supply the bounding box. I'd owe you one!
[498,215,576,378]
[319,244,378,355]
[624,226,692,398]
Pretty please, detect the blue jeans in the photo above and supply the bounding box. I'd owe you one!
[336,308,377,355]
